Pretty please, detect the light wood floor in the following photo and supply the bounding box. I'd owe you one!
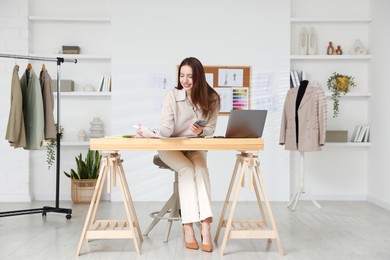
[0,200,389,260]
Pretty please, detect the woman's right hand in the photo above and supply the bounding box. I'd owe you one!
[134,123,144,137]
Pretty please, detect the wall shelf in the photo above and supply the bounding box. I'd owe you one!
[325,92,372,98]
[29,16,111,22]
[290,55,372,60]
[324,142,371,147]
[53,92,111,97]
[291,17,372,23]
[61,141,90,146]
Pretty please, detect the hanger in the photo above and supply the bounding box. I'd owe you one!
[42,63,46,71]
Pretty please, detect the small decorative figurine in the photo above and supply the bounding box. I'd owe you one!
[77,129,87,142]
[89,117,105,138]
[335,45,343,55]
[327,41,335,55]
[349,39,367,55]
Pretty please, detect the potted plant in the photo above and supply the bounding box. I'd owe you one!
[327,72,357,118]
[64,149,102,204]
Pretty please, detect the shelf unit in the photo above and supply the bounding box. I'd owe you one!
[288,0,372,203]
[27,0,112,202]
[28,5,112,138]
[290,12,371,146]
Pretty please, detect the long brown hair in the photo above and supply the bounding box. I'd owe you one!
[176,57,220,118]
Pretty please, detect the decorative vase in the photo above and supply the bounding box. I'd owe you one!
[336,76,350,93]
[307,27,317,55]
[298,27,308,55]
[83,84,95,92]
[327,41,335,55]
[89,117,105,138]
[77,129,87,141]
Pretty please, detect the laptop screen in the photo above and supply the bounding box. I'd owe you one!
[225,110,267,138]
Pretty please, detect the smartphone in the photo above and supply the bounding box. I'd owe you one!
[194,119,206,127]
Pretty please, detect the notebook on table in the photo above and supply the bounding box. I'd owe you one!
[224,109,267,138]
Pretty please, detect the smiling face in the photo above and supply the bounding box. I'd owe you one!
[179,65,193,91]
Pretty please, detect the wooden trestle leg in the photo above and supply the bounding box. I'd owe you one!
[76,152,142,256]
[214,152,284,256]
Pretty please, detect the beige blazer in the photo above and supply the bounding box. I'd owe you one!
[159,88,219,137]
[279,85,327,151]
[40,69,56,140]
[5,65,26,148]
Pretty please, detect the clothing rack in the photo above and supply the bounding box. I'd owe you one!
[0,53,77,219]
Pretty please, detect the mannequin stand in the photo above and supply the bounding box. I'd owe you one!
[287,152,321,211]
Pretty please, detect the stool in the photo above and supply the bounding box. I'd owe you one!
[143,155,181,242]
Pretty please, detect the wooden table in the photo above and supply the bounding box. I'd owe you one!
[77,137,283,256]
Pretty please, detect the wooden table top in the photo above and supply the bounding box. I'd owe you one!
[90,137,264,151]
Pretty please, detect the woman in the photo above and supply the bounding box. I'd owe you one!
[139,57,220,252]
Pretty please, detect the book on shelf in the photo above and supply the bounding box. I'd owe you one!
[290,70,299,88]
[351,125,361,142]
[62,45,80,54]
[98,74,112,92]
[351,124,370,142]
[363,125,370,142]
[290,70,306,88]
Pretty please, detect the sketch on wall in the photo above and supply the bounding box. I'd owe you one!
[218,68,244,87]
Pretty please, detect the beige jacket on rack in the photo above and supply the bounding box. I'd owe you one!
[39,68,56,140]
[5,65,26,148]
[279,85,327,152]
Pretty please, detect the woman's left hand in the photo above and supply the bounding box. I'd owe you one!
[191,123,203,136]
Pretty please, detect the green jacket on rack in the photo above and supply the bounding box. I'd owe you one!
[20,67,44,150]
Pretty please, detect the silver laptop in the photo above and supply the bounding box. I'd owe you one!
[224,110,267,138]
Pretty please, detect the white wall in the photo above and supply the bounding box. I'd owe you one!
[111,0,291,201]
[2,0,389,207]
[368,0,390,209]
[0,0,31,202]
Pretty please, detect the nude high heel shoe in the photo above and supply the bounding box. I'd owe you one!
[182,226,199,250]
[200,226,213,252]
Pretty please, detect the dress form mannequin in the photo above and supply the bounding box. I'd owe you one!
[288,80,322,211]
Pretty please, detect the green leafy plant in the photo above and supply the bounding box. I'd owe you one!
[46,124,64,169]
[64,149,102,179]
[327,72,356,118]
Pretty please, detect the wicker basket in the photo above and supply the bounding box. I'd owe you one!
[71,179,97,204]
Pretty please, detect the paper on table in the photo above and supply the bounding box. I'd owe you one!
[133,124,165,138]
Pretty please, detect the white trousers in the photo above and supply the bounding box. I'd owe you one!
[158,150,213,224]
